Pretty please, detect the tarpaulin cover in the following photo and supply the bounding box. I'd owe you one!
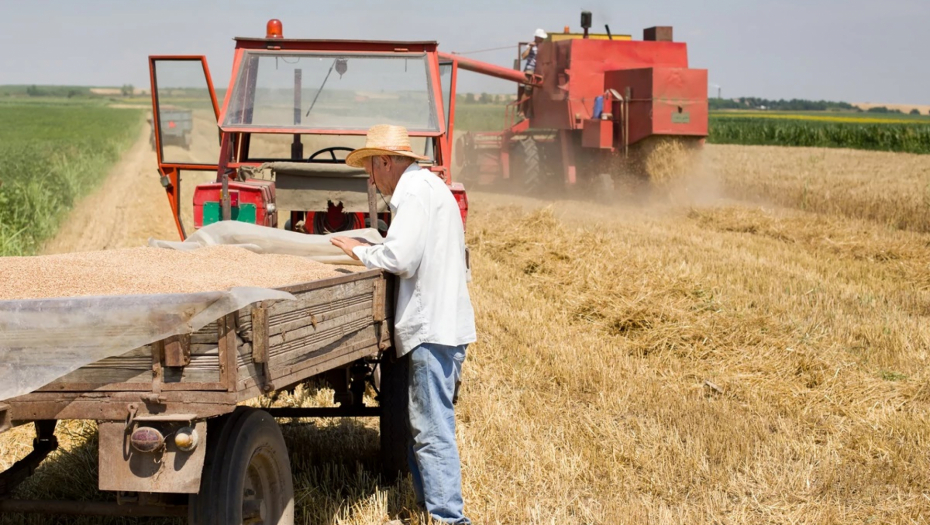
[0,287,292,401]
[148,221,383,265]
[0,223,383,401]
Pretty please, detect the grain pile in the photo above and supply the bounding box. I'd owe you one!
[0,245,355,300]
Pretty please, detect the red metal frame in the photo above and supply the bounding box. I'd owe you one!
[150,36,464,240]
[148,55,222,239]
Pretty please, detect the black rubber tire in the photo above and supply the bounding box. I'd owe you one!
[378,351,410,480]
[189,408,294,525]
[510,136,542,194]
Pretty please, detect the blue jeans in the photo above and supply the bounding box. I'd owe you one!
[407,343,471,525]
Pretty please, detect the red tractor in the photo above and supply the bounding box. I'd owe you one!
[447,11,709,194]
[148,20,467,240]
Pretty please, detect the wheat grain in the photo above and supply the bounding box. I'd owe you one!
[0,245,354,300]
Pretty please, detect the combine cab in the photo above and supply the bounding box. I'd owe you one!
[447,11,709,194]
[148,20,468,240]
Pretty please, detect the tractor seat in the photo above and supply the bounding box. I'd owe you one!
[259,161,368,179]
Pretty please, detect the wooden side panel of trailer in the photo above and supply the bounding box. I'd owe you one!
[20,270,393,420]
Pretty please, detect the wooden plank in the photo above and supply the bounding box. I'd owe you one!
[42,343,221,391]
[151,340,163,394]
[373,277,386,322]
[268,299,371,338]
[237,310,253,340]
[41,371,153,389]
[164,334,191,367]
[274,270,382,295]
[238,336,380,396]
[270,323,375,370]
[219,315,239,393]
[163,367,221,384]
[268,315,372,365]
[251,304,269,364]
[8,391,237,422]
[268,280,373,318]
[191,322,219,345]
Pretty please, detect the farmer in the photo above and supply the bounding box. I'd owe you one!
[331,124,476,525]
[519,28,547,118]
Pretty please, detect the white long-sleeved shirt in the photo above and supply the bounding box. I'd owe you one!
[353,164,476,357]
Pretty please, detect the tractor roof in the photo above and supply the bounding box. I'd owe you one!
[233,37,438,47]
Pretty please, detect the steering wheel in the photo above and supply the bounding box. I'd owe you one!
[307,146,354,163]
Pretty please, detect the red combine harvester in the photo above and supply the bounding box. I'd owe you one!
[447,11,708,193]
[148,20,468,240]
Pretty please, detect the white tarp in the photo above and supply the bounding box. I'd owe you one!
[148,221,383,265]
[0,287,293,401]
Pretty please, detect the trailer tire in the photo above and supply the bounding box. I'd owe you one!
[189,408,294,525]
[379,351,410,480]
[511,136,542,194]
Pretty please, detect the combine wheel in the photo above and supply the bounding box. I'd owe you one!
[189,408,294,525]
[510,136,542,194]
[378,351,410,480]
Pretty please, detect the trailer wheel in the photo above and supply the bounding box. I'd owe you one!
[378,351,410,480]
[189,408,294,525]
[509,136,543,194]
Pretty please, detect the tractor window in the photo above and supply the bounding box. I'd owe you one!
[151,59,220,165]
[245,134,434,162]
[223,52,439,133]
[439,62,452,129]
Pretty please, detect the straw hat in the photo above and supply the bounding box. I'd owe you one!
[345,125,430,168]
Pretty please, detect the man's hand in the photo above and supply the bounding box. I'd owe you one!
[331,236,372,261]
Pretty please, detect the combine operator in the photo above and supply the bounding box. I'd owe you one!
[331,124,476,525]
[519,28,547,118]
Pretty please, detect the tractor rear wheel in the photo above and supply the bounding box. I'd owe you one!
[509,136,542,194]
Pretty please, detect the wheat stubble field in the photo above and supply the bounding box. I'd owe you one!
[1,143,929,524]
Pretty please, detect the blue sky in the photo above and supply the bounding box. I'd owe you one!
[0,0,926,104]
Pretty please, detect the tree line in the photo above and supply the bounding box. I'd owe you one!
[710,97,928,115]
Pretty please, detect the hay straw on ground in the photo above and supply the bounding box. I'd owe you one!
[2,145,930,524]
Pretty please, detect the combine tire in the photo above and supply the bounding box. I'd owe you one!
[189,408,294,525]
[378,351,410,480]
[510,136,542,195]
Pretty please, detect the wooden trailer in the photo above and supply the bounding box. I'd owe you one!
[0,269,406,524]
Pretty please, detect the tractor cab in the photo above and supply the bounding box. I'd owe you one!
[148,20,466,240]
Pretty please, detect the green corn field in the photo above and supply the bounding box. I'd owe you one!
[708,116,930,154]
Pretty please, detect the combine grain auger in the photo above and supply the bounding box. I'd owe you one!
[446,11,709,195]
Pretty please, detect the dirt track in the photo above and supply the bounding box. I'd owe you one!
[41,124,178,254]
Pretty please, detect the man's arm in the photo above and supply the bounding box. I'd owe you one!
[330,237,372,261]
[332,191,429,278]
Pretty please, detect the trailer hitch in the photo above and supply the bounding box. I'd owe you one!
[0,420,58,496]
